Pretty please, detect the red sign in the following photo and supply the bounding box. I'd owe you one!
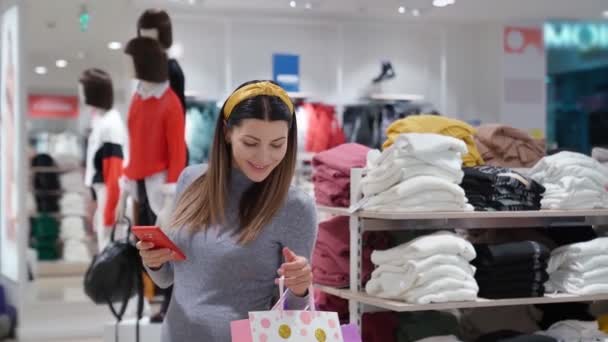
[28,94,79,118]
[504,26,543,54]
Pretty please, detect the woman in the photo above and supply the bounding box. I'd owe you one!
[137,80,317,341]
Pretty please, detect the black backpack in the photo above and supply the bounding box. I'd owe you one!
[84,217,143,342]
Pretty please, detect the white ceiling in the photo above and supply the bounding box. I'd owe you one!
[23,0,608,94]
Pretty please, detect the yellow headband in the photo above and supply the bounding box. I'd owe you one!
[223,81,294,120]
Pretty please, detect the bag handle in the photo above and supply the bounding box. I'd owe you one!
[110,216,132,243]
[272,276,316,312]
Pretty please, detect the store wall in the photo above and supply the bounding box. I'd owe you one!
[171,13,504,123]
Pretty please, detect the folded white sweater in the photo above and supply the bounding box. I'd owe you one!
[378,133,468,161]
[553,254,608,273]
[531,152,608,186]
[411,288,478,304]
[365,191,473,212]
[548,238,608,272]
[371,254,476,279]
[546,278,608,295]
[538,320,608,341]
[362,176,467,209]
[362,158,464,197]
[550,267,608,285]
[60,216,87,241]
[366,264,476,298]
[405,276,479,303]
[371,231,476,265]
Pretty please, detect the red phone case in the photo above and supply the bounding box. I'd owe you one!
[132,226,187,261]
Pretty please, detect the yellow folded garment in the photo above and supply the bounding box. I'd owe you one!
[383,115,484,167]
[599,314,608,333]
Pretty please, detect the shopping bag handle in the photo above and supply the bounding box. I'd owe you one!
[272,276,316,312]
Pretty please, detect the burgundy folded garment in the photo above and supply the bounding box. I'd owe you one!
[314,178,350,198]
[314,289,349,323]
[312,143,370,176]
[314,187,350,207]
[312,216,391,287]
[362,312,399,342]
[313,164,351,182]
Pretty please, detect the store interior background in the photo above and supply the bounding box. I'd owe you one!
[0,0,607,341]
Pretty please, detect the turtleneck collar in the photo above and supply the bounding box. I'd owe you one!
[229,167,254,195]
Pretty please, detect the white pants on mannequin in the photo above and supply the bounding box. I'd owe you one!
[93,184,111,253]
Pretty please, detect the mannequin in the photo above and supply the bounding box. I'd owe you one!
[80,68,127,252]
[120,37,186,230]
[137,9,186,114]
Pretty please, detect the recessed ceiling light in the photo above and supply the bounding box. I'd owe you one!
[305,2,312,9]
[412,9,421,16]
[188,0,196,4]
[76,51,85,59]
[603,10,608,18]
[35,66,47,75]
[290,1,296,8]
[433,0,454,7]
[398,6,406,14]
[107,41,122,50]
[55,59,68,68]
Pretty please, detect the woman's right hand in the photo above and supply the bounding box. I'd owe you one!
[136,241,176,269]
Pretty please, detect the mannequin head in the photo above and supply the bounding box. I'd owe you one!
[124,37,168,83]
[137,9,172,50]
[78,68,113,111]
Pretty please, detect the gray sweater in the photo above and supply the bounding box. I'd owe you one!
[146,164,318,342]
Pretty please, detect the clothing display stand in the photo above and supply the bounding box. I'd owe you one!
[315,168,608,332]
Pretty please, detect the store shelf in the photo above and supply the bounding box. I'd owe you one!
[316,206,351,216]
[315,285,608,312]
[316,206,608,230]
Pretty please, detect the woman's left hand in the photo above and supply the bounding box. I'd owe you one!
[277,247,312,297]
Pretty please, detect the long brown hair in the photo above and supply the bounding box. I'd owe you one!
[171,80,297,244]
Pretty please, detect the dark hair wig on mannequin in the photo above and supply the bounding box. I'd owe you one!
[79,68,113,111]
[137,9,173,50]
[124,37,168,83]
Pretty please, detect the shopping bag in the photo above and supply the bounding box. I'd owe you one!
[231,278,346,342]
[340,324,362,342]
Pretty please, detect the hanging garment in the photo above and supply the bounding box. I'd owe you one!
[343,105,382,149]
[383,115,484,167]
[475,124,545,168]
[304,103,345,153]
[185,101,217,165]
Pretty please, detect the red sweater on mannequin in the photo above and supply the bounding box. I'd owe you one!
[124,87,186,183]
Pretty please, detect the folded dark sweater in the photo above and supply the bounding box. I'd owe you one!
[473,241,550,267]
[476,330,558,342]
[475,260,547,275]
[476,271,549,284]
[463,166,545,194]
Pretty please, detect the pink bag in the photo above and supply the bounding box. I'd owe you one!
[231,278,361,342]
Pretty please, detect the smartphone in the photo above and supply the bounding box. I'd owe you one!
[132,226,187,261]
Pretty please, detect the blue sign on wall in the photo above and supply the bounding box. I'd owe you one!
[545,22,608,51]
[272,53,300,92]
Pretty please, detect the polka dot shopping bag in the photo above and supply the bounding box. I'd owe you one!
[230,277,360,342]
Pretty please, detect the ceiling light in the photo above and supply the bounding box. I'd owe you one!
[603,10,608,18]
[55,59,68,68]
[188,0,196,4]
[412,9,421,16]
[290,1,296,8]
[305,2,312,9]
[35,66,47,75]
[398,6,406,14]
[432,0,454,7]
[76,51,85,59]
[107,41,122,50]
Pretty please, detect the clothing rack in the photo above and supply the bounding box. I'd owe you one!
[315,168,608,331]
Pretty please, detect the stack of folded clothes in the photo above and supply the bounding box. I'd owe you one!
[312,143,370,207]
[546,237,608,295]
[312,216,390,287]
[462,166,545,211]
[366,231,479,304]
[383,115,484,167]
[60,192,87,217]
[529,151,608,209]
[474,124,545,168]
[472,241,550,299]
[60,217,90,263]
[359,133,473,212]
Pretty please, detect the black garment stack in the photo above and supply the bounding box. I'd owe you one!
[462,166,545,211]
[473,241,550,299]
